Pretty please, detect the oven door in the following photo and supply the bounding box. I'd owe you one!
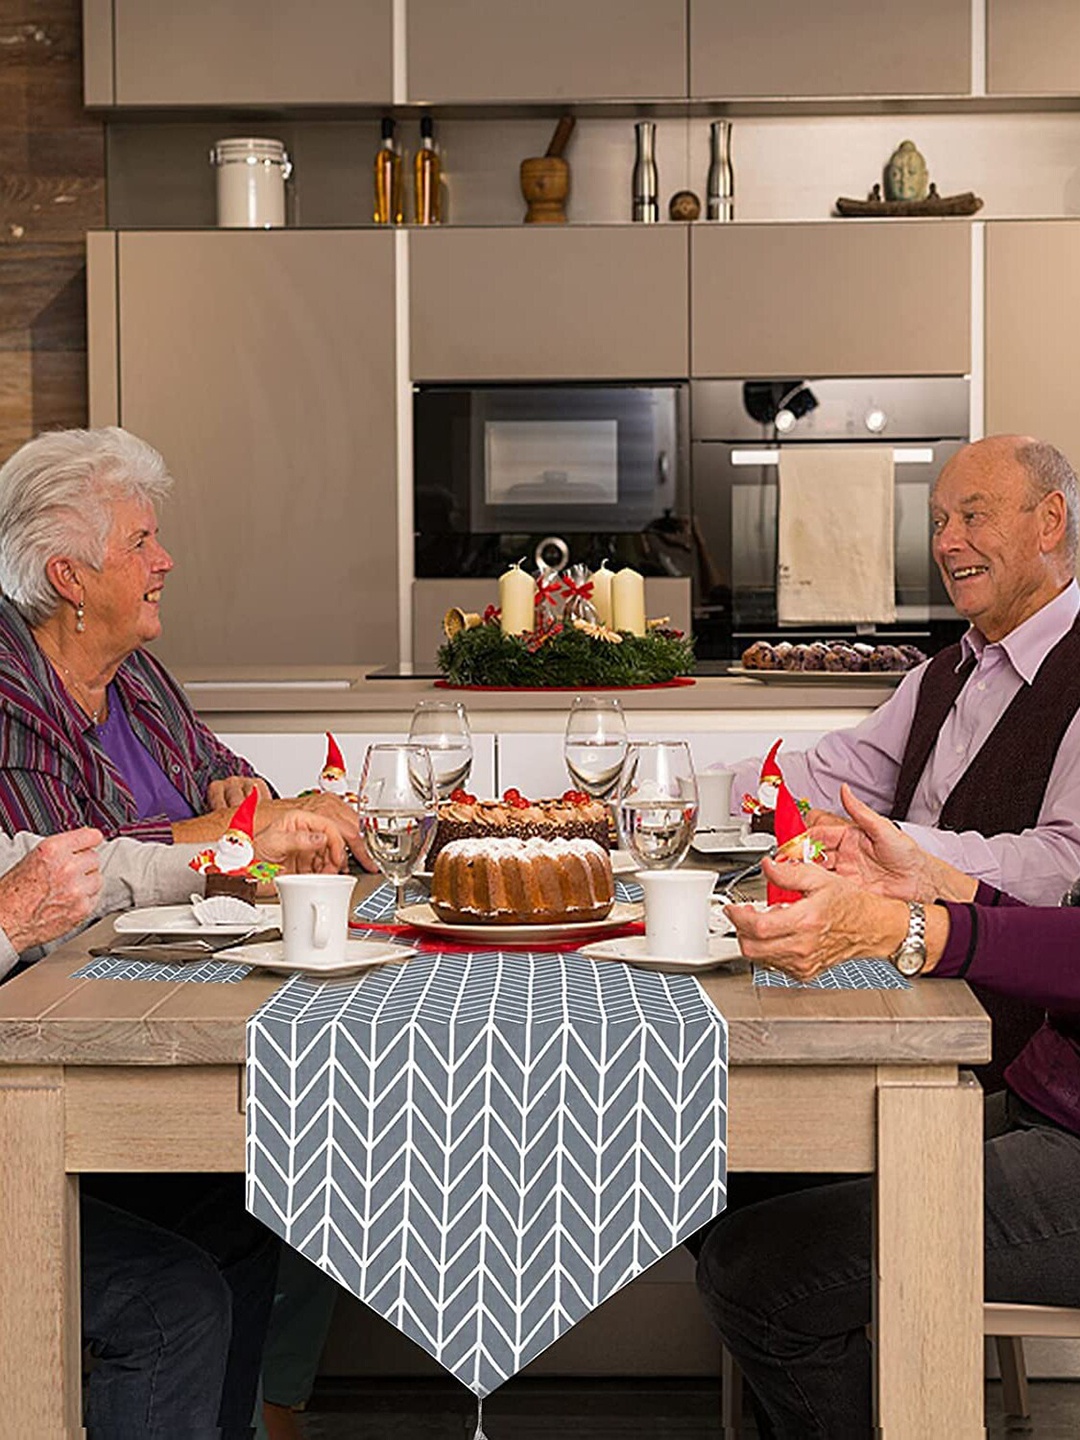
[415,384,683,536]
[692,438,962,646]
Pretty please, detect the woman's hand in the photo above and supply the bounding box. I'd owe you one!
[725,856,908,982]
[0,829,104,954]
[207,776,272,811]
[259,794,376,871]
[253,810,348,875]
[810,784,976,904]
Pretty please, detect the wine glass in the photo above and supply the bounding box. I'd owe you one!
[563,696,628,800]
[356,743,438,912]
[408,700,473,800]
[616,741,698,870]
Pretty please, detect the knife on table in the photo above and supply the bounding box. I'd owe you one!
[89,928,281,963]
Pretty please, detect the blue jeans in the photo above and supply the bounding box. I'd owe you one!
[696,1091,1080,1440]
[81,1175,279,1439]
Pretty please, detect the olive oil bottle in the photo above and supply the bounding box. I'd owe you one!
[373,116,402,225]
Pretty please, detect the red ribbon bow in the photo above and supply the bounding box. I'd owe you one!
[482,604,500,624]
[534,575,563,606]
[558,576,595,601]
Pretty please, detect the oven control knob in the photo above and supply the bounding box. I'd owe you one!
[865,408,888,434]
[774,408,797,434]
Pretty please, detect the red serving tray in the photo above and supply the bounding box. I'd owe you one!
[433,677,696,692]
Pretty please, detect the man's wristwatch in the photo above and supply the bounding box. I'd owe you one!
[889,901,927,977]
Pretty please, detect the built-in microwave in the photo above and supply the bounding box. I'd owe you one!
[413,382,688,578]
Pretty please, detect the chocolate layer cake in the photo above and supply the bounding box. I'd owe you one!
[428,794,611,866]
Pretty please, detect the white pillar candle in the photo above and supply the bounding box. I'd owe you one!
[590,562,614,628]
[499,563,536,636]
[612,567,646,636]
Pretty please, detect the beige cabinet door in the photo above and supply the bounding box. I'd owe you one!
[988,0,1080,93]
[986,222,1080,461]
[406,0,686,102]
[691,223,971,377]
[110,231,399,668]
[690,0,970,98]
[104,0,391,105]
[411,227,688,380]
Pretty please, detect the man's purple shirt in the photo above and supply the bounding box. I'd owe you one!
[732,582,1080,905]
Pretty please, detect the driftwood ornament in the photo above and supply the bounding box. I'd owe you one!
[837,139,982,217]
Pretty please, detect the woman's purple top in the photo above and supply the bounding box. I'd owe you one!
[937,885,1080,1134]
[95,684,195,826]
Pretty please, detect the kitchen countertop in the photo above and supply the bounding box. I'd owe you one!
[176,664,894,731]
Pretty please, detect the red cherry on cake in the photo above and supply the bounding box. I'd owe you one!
[562,789,589,805]
[450,788,471,803]
[503,787,530,805]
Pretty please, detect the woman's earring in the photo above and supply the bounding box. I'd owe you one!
[75,601,86,634]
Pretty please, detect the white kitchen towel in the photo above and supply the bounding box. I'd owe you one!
[777,445,896,625]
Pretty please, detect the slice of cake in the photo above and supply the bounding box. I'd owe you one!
[430,836,614,926]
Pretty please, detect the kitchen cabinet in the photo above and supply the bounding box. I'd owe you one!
[985,221,1080,461]
[89,230,400,669]
[406,0,686,103]
[988,1,1080,94]
[689,0,970,98]
[85,0,392,106]
[690,222,971,378]
[410,227,689,381]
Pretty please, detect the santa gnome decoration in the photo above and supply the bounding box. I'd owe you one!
[316,732,357,802]
[740,738,785,832]
[189,788,279,882]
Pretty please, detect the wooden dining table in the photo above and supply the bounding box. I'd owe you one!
[0,914,991,1439]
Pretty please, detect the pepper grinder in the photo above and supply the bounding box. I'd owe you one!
[707,121,734,221]
[632,122,658,223]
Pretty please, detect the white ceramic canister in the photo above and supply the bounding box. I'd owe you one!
[210,137,292,228]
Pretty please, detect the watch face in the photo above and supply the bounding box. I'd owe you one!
[894,943,926,977]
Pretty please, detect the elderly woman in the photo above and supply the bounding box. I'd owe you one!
[0,426,365,858]
[695,785,1080,1440]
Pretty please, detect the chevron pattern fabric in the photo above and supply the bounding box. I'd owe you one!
[247,950,727,1396]
[754,958,910,989]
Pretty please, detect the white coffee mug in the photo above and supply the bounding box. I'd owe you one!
[696,769,736,832]
[275,874,355,965]
[636,869,719,960]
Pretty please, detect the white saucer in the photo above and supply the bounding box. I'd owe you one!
[579,933,743,973]
[692,832,773,856]
[395,900,642,946]
[115,903,282,936]
[225,937,416,977]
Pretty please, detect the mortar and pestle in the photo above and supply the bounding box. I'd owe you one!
[520,116,575,223]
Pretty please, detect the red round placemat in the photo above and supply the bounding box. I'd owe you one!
[433,677,696,692]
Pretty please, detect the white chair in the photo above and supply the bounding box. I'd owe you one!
[721,1303,1080,1434]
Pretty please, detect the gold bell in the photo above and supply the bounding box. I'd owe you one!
[443,607,483,639]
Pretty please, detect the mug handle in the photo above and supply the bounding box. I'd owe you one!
[312,902,330,951]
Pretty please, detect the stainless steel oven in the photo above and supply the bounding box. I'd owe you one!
[413,382,688,578]
[690,377,970,659]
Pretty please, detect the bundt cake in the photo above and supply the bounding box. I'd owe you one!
[428,789,612,865]
[430,837,615,925]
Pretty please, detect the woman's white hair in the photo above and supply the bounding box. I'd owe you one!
[0,427,173,625]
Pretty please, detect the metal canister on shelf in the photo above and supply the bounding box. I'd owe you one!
[632,122,659,223]
[707,121,734,221]
[210,137,292,228]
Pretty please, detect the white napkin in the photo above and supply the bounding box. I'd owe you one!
[777,445,896,625]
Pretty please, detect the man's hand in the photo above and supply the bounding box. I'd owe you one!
[725,858,905,982]
[810,784,976,903]
[207,776,273,811]
[259,794,376,871]
[0,829,104,954]
[253,810,348,875]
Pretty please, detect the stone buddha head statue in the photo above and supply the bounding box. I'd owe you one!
[885,140,929,202]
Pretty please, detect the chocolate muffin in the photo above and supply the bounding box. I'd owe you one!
[205,873,258,906]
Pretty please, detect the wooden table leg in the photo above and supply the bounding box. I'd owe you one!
[0,1066,81,1438]
[874,1067,985,1439]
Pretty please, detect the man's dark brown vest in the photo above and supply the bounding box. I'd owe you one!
[891,614,1080,1089]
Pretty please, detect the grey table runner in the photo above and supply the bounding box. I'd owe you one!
[247,950,728,1397]
[754,957,910,989]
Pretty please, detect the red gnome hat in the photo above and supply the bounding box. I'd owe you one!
[760,738,783,789]
[227,786,259,842]
[767,782,808,906]
[324,733,345,773]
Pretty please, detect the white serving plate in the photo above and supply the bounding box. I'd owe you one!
[579,933,742,974]
[395,900,642,946]
[727,664,907,686]
[691,832,773,857]
[114,903,282,936]
[226,937,415,977]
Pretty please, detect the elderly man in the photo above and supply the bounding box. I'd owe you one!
[732,435,1080,909]
[0,811,343,1439]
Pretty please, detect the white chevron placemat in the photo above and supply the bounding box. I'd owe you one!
[246,950,727,1396]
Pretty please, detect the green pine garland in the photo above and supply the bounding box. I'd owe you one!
[437,622,695,687]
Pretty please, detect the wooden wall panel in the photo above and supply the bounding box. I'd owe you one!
[0,0,104,461]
